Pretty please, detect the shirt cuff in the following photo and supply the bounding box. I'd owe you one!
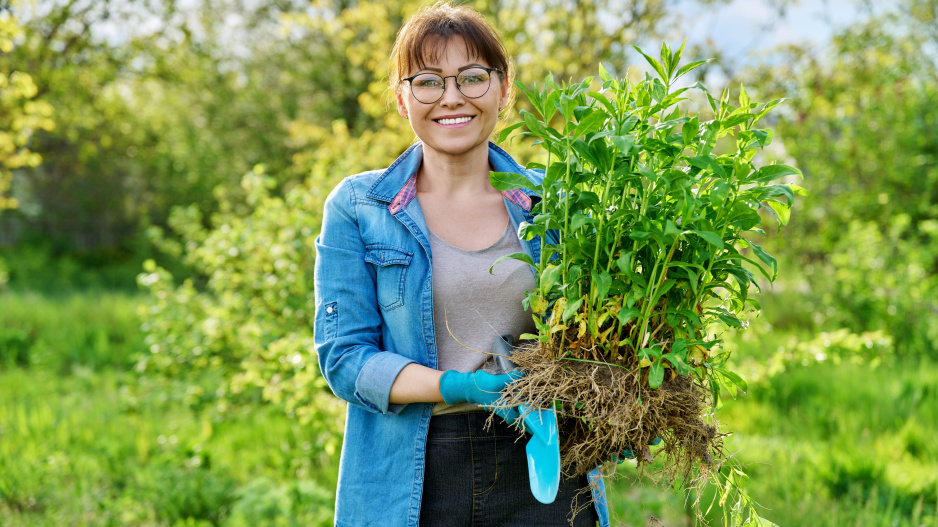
[355,352,416,415]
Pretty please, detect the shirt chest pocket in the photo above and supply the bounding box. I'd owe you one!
[364,245,413,311]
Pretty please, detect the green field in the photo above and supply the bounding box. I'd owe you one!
[1,291,936,526]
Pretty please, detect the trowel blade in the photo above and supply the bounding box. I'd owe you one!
[519,404,561,504]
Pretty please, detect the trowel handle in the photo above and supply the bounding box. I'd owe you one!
[492,334,518,373]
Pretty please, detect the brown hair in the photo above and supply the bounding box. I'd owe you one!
[389,2,514,112]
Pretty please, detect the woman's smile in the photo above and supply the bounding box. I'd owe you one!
[433,114,475,127]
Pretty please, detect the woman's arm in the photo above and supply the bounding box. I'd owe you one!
[314,179,417,415]
[388,364,445,404]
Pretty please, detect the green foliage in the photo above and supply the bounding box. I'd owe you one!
[0,3,54,211]
[0,291,143,372]
[0,241,149,292]
[498,43,801,397]
[604,299,938,526]
[0,0,714,270]
[0,367,339,526]
[743,0,938,357]
[495,43,802,526]
[137,162,360,424]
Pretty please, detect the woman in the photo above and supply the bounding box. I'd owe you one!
[314,4,609,526]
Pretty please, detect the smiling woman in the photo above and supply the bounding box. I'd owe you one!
[312,2,608,526]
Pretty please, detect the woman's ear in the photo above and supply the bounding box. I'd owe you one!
[396,89,409,119]
[498,78,509,111]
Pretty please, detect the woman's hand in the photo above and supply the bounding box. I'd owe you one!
[439,370,524,424]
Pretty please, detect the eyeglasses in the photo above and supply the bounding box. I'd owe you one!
[401,67,501,104]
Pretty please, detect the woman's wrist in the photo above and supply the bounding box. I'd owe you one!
[388,363,446,404]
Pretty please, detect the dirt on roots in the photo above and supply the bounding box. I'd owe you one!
[494,340,726,485]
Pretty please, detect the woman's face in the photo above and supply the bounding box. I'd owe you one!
[396,35,507,161]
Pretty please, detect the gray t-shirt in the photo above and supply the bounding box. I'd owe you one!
[428,222,537,415]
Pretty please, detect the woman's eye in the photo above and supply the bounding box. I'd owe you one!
[460,74,485,84]
[415,77,442,88]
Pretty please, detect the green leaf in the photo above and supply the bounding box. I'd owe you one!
[752,164,802,183]
[598,63,613,83]
[718,367,748,393]
[670,41,686,73]
[709,180,731,204]
[592,269,612,300]
[745,514,779,527]
[709,308,743,328]
[667,262,701,294]
[496,121,525,144]
[539,265,562,295]
[671,338,687,357]
[754,98,786,123]
[681,115,699,147]
[616,252,632,272]
[489,252,534,273]
[674,59,710,81]
[562,296,584,322]
[664,219,681,236]
[691,230,725,250]
[570,212,598,231]
[633,45,667,80]
[489,171,536,191]
[686,156,727,178]
[648,362,664,388]
[618,306,641,325]
[751,129,772,147]
[626,271,648,288]
[738,83,750,109]
[765,200,791,226]
[517,221,545,241]
[522,110,547,138]
[710,379,722,410]
[663,353,692,375]
[748,241,778,281]
[610,135,635,154]
[721,113,754,130]
[651,279,676,306]
[576,109,608,138]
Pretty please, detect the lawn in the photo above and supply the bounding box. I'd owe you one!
[1,291,936,526]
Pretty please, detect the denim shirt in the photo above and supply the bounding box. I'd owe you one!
[314,142,611,527]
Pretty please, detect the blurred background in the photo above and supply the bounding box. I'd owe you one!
[0,0,936,525]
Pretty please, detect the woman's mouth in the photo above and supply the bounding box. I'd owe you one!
[434,116,474,126]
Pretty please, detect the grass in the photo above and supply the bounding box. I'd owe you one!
[605,319,938,527]
[0,291,337,527]
[1,289,937,526]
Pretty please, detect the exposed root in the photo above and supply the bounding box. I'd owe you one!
[496,340,726,488]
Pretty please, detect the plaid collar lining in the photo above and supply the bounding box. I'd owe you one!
[388,174,532,214]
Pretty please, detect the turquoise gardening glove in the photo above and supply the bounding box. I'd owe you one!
[616,437,662,463]
[439,370,524,425]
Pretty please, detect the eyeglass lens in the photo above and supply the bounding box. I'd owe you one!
[409,68,493,104]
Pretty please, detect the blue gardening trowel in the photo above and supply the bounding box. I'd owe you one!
[492,335,561,505]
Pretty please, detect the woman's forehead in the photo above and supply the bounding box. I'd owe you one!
[409,35,484,72]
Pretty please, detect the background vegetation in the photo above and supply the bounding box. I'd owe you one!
[1,0,936,525]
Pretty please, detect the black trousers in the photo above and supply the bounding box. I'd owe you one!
[419,411,600,527]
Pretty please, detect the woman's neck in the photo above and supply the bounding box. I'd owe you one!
[417,142,495,196]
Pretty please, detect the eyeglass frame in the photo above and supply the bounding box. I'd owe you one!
[400,66,502,104]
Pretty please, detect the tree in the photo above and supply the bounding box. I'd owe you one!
[743,0,938,354]
[0,3,53,212]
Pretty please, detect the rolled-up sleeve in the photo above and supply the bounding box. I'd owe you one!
[313,179,415,415]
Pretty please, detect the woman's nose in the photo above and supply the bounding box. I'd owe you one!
[439,77,465,105]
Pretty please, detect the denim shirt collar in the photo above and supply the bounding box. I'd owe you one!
[365,142,539,215]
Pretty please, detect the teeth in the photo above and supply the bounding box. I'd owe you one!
[437,116,472,125]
